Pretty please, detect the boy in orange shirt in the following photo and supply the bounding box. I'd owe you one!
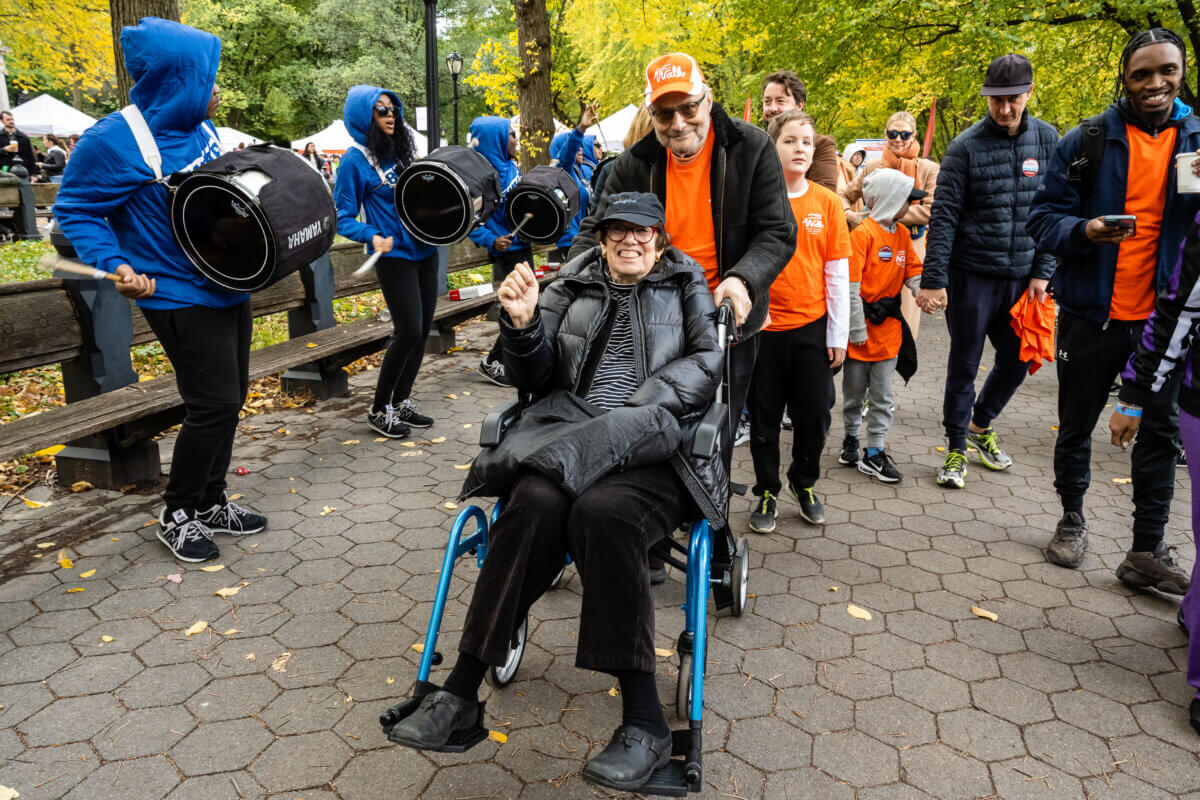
[841,168,926,482]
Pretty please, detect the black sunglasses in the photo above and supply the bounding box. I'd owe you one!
[885,129,913,141]
[374,105,400,117]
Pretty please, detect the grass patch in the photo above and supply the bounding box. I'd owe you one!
[0,239,55,282]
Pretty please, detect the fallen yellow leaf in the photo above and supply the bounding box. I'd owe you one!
[971,606,999,622]
[141,520,156,528]
[445,393,458,400]
[271,652,292,673]
[488,730,508,743]
[1112,477,1132,485]
[0,783,20,800]
[829,586,839,592]
[100,635,115,643]
[374,437,388,442]
[319,506,338,516]
[79,569,96,578]
[32,444,65,456]
[846,604,873,621]
[306,342,318,348]
[23,497,51,509]
[70,481,94,493]
[411,643,425,653]
[244,653,256,662]
[200,565,225,572]
[443,502,458,510]
[463,424,472,429]
[935,446,945,452]
[66,588,85,593]
[430,436,446,444]
[57,552,74,570]
[342,439,360,445]
[386,677,395,684]
[221,629,242,635]
[36,542,55,549]
[401,441,416,448]
[607,687,619,697]
[454,464,472,470]
[228,494,244,501]
[110,537,119,542]
[654,648,675,658]
[184,621,208,636]
[215,587,241,598]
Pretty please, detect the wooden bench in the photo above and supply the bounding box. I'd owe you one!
[0,176,55,238]
[0,240,555,489]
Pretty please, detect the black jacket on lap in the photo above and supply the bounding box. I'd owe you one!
[460,246,729,526]
[922,111,1059,289]
[568,104,795,338]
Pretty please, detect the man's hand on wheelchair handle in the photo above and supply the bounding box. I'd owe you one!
[713,276,751,326]
[498,261,539,329]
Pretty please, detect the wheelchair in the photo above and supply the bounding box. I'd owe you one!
[380,301,749,796]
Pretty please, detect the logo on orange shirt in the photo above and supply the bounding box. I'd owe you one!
[896,250,906,268]
[1022,158,1039,177]
[803,212,825,235]
[878,246,893,262]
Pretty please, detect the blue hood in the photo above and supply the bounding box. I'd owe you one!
[581,134,599,166]
[470,116,514,175]
[122,17,220,133]
[550,131,574,163]
[344,84,403,147]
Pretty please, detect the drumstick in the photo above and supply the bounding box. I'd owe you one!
[352,250,384,277]
[39,254,121,282]
[510,212,534,239]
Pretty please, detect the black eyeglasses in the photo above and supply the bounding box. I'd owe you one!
[374,105,400,117]
[650,97,705,124]
[885,129,913,141]
[605,225,656,243]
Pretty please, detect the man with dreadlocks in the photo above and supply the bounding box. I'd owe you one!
[1029,28,1200,587]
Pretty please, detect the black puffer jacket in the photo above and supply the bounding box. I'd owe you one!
[921,111,1059,289]
[462,246,728,526]
[568,104,795,338]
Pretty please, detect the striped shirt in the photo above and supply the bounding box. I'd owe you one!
[584,283,640,409]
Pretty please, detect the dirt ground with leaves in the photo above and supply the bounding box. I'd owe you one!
[1,316,1198,799]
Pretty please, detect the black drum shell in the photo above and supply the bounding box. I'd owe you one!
[504,165,581,245]
[169,144,335,293]
[395,146,501,247]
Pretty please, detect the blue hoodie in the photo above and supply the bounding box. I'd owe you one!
[52,17,239,310]
[468,116,527,256]
[580,134,599,181]
[549,130,590,249]
[332,85,435,262]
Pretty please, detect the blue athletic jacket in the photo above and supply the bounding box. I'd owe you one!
[52,17,240,310]
[467,116,527,256]
[549,129,590,250]
[333,85,435,262]
[1027,99,1200,324]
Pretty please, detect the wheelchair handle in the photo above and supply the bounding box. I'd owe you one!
[716,298,734,348]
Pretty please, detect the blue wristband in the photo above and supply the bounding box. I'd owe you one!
[1116,403,1142,418]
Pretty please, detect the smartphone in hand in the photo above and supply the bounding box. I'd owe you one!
[1102,214,1137,235]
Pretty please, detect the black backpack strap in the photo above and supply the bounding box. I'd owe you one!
[1067,114,1106,199]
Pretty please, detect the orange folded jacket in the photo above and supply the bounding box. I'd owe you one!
[1009,292,1056,374]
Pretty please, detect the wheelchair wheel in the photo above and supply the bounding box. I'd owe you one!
[486,615,527,688]
[549,565,568,589]
[730,536,749,617]
[675,651,693,721]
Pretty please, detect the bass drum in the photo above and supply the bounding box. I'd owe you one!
[504,166,581,245]
[395,146,501,247]
[169,144,335,292]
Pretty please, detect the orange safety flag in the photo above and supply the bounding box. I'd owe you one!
[1009,292,1056,374]
[744,90,752,122]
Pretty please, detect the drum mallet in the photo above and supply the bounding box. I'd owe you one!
[510,212,534,240]
[38,253,122,282]
[352,250,385,278]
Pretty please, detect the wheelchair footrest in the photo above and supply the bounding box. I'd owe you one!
[638,729,702,796]
[379,680,490,754]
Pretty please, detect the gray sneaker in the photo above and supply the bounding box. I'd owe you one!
[1116,542,1190,595]
[966,428,1013,470]
[1046,512,1088,568]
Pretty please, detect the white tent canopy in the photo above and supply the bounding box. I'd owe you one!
[216,126,263,151]
[586,104,639,153]
[291,119,431,156]
[10,94,97,137]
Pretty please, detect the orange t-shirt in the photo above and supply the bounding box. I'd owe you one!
[1111,123,1177,320]
[666,128,720,289]
[847,218,922,362]
[766,184,852,332]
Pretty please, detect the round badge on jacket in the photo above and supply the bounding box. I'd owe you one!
[1022,158,1039,177]
[878,246,893,262]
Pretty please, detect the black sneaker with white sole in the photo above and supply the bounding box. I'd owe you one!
[789,482,825,525]
[748,491,777,533]
[197,493,267,535]
[395,399,433,428]
[157,508,219,563]
[479,358,513,387]
[367,406,411,439]
[858,449,902,483]
[838,435,860,466]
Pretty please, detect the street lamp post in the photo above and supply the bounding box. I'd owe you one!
[446,52,463,146]
[423,0,440,148]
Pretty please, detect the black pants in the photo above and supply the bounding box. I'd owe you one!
[143,301,251,514]
[487,249,531,363]
[942,269,1030,450]
[749,318,833,493]
[374,254,440,411]
[1054,310,1181,542]
[458,464,688,673]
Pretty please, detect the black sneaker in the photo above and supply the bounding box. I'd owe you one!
[838,435,859,466]
[858,449,902,483]
[749,491,777,534]
[367,406,411,439]
[789,482,825,525]
[197,493,267,535]
[1045,512,1088,568]
[479,358,512,387]
[734,415,751,447]
[157,508,219,563]
[395,399,433,428]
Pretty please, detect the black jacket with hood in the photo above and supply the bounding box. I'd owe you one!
[460,246,729,526]
[568,104,795,337]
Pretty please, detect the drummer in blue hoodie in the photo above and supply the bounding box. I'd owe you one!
[547,104,599,261]
[53,17,267,564]
[334,85,439,438]
[469,115,528,387]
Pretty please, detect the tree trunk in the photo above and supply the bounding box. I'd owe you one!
[513,0,554,172]
[109,0,181,105]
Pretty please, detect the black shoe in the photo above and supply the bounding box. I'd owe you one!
[838,435,859,466]
[789,482,825,525]
[781,410,793,431]
[1191,698,1200,736]
[1046,512,1088,569]
[858,449,902,483]
[479,358,512,387]
[367,406,411,439]
[197,493,267,535]
[157,508,219,563]
[581,725,673,792]
[395,399,433,428]
[386,689,480,749]
[748,491,776,534]
[649,554,667,585]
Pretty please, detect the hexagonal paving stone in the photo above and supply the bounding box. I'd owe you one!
[856,696,937,747]
[937,709,1025,762]
[0,681,55,727]
[273,611,353,648]
[814,729,899,787]
[1109,734,1200,795]
[998,651,1078,693]
[777,684,856,735]
[901,743,993,799]
[891,667,970,713]
[186,674,279,721]
[260,685,352,735]
[332,748,436,800]
[164,771,265,800]
[249,730,352,792]
[0,642,78,683]
[10,609,98,646]
[727,715,812,772]
[18,693,123,746]
[47,652,142,695]
[990,757,1085,800]
[171,718,274,776]
[970,677,1054,725]
[117,662,212,708]
[1074,662,1158,705]
[93,705,197,760]
[60,755,179,800]
[1050,689,1139,739]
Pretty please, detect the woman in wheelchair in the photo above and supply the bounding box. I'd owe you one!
[387,192,726,791]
